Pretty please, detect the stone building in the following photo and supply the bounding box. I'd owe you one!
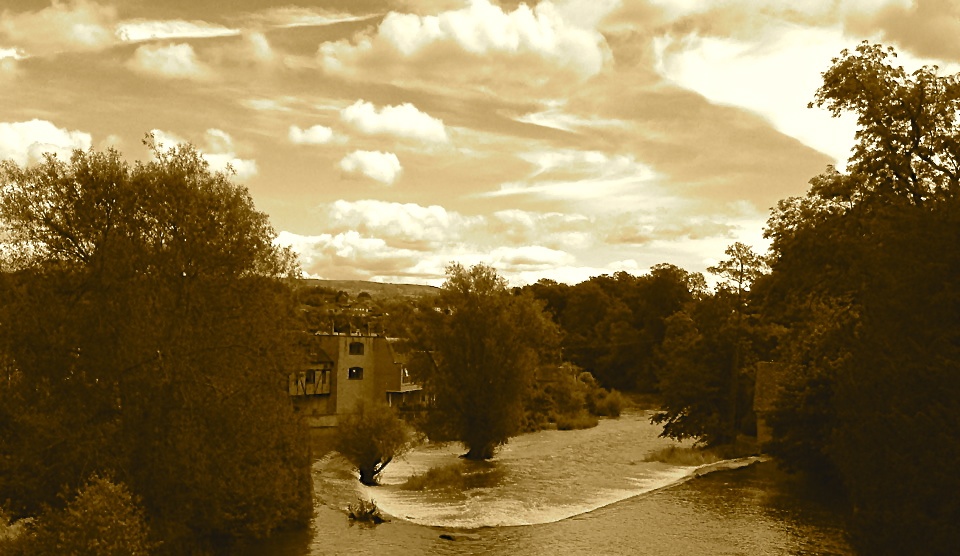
[289,332,425,427]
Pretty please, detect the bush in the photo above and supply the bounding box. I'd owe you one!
[8,476,154,556]
[556,411,599,430]
[401,461,505,491]
[347,498,385,525]
[588,389,625,417]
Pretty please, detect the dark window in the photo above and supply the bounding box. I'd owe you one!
[349,342,364,355]
[348,367,364,380]
[305,370,316,384]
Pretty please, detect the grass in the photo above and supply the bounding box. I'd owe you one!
[555,411,599,430]
[643,437,759,466]
[400,461,505,491]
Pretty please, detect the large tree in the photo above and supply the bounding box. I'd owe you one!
[0,139,312,553]
[418,263,559,460]
[761,43,960,554]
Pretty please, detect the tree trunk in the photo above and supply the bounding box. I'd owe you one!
[462,443,495,460]
[358,465,378,486]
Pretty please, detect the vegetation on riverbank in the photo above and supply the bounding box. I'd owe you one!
[0,141,313,554]
[401,460,506,492]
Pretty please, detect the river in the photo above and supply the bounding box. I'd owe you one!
[244,410,854,555]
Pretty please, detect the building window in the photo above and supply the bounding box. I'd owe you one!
[349,341,364,355]
[305,370,316,384]
[348,366,364,380]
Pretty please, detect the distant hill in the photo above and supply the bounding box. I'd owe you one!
[300,278,439,299]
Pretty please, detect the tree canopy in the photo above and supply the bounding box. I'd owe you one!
[416,263,559,460]
[760,43,960,554]
[0,139,312,553]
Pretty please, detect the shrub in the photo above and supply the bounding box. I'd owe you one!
[400,461,505,491]
[589,389,625,417]
[10,476,154,556]
[556,411,599,430]
[347,498,385,525]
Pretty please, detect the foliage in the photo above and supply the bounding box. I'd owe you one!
[4,476,154,556]
[346,498,386,525]
[522,266,703,392]
[335,400,414,485]
[555,411,599,430]
[413,263,560,460]
[642,445,724,467]
[0,140,312,553]
[400,460,505,491]
[760,43,960,553]
[652,248,767,447]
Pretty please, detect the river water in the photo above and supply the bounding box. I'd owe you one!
[246,410,854,555]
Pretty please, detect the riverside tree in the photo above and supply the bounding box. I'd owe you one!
[0,139,313,553]
[761,42,960,554]
[418,263,559,460]
[336,400,414,485]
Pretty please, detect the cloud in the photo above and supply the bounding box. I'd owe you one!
[0,119,92,166]
[320,199,480,249]
[127,43,211,80]
[116,19,239,42]
[339,150,402,184]
[0,0,117,56]
[319,0,614,93]
[485,149,663,210]
[274,230,426,281]
[245,7,371,29]
[341,100,448,143]
[862,0,960,61]
[289,125,336,145]
[150,128,257,180]
[653,27,859,164]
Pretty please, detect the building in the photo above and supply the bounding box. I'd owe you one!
[289,332,426,427]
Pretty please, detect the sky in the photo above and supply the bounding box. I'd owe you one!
[2,0,959,287]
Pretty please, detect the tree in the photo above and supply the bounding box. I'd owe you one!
[418,263,559,460]
[758,43,960,554]
[336,401,414,486]
[811,41,960,205]
[0,139,312,553]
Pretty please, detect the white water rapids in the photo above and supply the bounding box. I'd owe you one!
[315,409,759,529]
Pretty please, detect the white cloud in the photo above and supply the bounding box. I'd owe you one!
[127,43,210,80]
[321,199,478,248]
[116,20,239,42]
[0,0,117,56]
[653,27,859,164]
[0,48,25,61]
[289,125,335,145]
[341,100,448,143]
[149,128,257,180]
[376,0,608,75]
[248,7,370,29]
[319,0,614,89]
[339,150,402,185]
[0,119,92,166]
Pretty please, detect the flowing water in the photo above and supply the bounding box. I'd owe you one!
[246,410,854,555]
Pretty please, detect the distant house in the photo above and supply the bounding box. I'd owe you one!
[289,332,426,427]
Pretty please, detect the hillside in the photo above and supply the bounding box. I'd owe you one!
[300,278,439,299]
